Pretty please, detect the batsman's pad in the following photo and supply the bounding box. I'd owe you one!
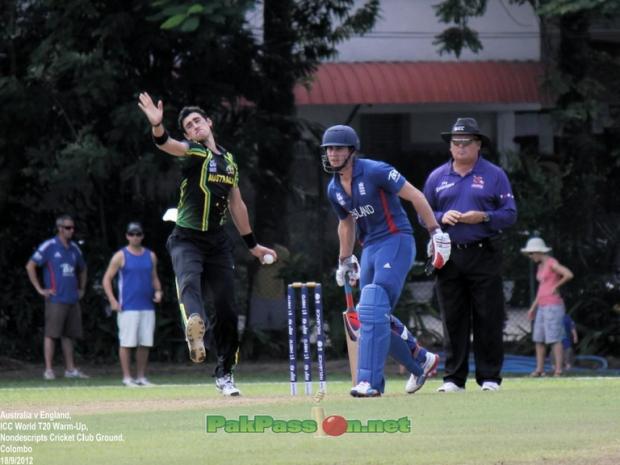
[356,284,391,392]
[427,231,451,269]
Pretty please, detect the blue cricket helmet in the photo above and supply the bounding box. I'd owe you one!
[320,125,360,151]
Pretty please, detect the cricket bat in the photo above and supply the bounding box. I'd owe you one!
[342,279,360,386]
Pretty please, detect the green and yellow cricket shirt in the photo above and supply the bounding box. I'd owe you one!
[175,141,239,231]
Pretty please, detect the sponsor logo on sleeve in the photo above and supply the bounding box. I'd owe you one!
[388,169,401,183]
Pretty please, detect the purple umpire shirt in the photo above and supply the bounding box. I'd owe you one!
[423,156,517,244]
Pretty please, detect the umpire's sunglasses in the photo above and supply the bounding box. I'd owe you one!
[451,138,478,147]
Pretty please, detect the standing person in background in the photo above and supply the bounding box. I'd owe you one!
[137,92,277,396]
[522,237,574,377]
[25,214,89,380]
[102,222,162,387]
[423,118,517,392]
[322,124,450,398]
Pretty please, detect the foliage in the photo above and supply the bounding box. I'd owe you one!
[432,0,486,57]
[151,0,379,245]
[0,0,379,362]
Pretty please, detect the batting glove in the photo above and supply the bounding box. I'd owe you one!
[427,230,451,269]
[336,255,360,287]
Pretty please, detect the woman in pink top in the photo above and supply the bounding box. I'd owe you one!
[522,237,574,377]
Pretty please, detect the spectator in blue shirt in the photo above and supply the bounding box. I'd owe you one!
[423,118,517,392]
[102,222,163,387]
[25,214,89,380]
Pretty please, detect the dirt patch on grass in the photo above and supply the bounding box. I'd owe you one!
[6,393,311,416]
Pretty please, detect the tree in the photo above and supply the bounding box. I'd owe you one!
[152,0,380,246]
[0,0,379,361]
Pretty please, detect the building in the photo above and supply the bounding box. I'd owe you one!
[293,0,554,166]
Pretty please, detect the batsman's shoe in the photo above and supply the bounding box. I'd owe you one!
[215,374,241,397]
[64,369,89,379]
[43,369,55,381]
[350,381,381,398]
[481,381,500,391]
[436,381,465,392]
[406,352,440,394]
[185,313,206,363]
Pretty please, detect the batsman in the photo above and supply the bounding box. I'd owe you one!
[322,125,451,397]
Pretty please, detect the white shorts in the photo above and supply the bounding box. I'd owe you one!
[117,310,155,348]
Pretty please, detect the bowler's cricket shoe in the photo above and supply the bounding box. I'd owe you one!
[186,313,206,363]
[406,352,440,394]
[350,381,381,398]
[215,373,241,397]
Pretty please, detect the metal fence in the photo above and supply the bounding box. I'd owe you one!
[402,279,531,345]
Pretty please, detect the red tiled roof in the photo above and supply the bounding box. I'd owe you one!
[294,61,546,105]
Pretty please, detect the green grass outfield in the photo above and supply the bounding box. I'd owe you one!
[1,373,619,465]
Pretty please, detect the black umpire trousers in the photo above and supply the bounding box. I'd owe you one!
[435,239,505,387]
[167,226,239,378]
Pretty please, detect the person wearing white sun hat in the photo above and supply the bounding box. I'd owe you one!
[521,237,574,377]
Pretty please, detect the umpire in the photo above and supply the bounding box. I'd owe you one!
[423,118,517,392]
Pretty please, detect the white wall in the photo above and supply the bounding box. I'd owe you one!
[247,1,540,61]
[332,0,540,62]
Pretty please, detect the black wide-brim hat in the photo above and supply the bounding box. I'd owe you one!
[441,117,490,146]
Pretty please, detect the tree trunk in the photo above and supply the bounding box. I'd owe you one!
[254,0,297,247]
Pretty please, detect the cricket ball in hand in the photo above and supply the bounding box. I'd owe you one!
[263,254,275,265]
[322,415,347,436]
